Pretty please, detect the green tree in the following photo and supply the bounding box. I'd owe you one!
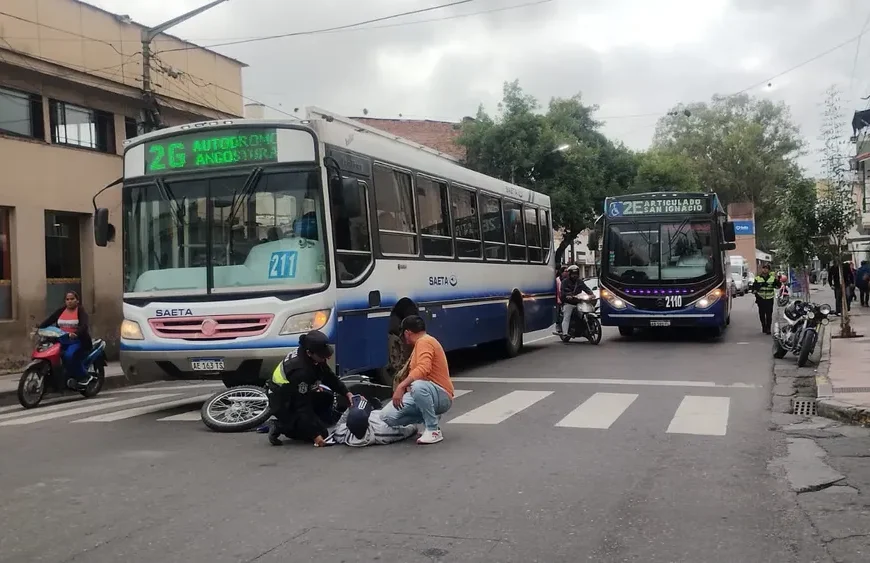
[631,149,700,193]
[652,93,804,248]
[458,80,636,265]
[771,168,817,297]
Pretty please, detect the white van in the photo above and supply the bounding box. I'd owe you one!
[729,256,750,296]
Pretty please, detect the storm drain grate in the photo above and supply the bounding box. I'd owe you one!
[792,398,817,416]
[832,387,870,393]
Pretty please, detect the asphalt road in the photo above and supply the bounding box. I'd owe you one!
[0,296,832,563]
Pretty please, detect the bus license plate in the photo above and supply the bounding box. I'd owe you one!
[191,359,225,371]
[650,320,671,327]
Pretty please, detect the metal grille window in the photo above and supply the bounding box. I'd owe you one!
[417,175,452,257]
[0,86,44,139]
[373,164,418,256]
[49,100,115,153]
[503,201,526,262]
[451,185,482,259]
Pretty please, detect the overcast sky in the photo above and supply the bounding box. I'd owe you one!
[89,0,870,175]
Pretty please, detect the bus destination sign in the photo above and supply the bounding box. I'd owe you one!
[606,197,709,218]
[144,128,278,174]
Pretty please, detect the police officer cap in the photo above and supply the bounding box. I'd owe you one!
[300,330,333,358]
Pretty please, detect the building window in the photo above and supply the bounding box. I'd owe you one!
[480,194,506,260]
[0,86,44,139]
[373,164,417,255]
[44,212,82,309]
[49,100,115,153]
[125,116,139,140]
[503,201,526,262]
[0,208,12,319]
[417,175,452,257]
[451,185,482,259]
[525,206,542,263]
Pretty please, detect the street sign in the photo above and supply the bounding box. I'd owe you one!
[732,219,755,235]
[604,196,710,217]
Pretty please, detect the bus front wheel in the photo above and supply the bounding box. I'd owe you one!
[503,302,524,357]
[618,326,634,337]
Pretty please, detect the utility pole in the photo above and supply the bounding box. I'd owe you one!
[140,0,229,133]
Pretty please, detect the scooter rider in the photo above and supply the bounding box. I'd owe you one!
[560,265,595,335]
[267,330,354,447]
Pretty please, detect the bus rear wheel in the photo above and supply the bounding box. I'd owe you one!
[503,302,524,358]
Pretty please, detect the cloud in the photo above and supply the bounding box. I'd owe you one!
[88,0,869,175]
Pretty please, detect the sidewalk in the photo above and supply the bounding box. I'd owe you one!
[0,362,127,403]
[813,285,870,426]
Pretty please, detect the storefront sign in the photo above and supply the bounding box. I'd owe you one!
[732,219,755,235]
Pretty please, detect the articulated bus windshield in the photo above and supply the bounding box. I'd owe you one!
[605,220,716,283]
[123,169,328,294]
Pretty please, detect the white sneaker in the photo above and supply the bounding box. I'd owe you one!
[417,429,443,444]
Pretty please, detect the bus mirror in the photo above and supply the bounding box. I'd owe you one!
[723,221,736,242]
[722,242,737,251]
[340,177,362,217]
[94,208,110,247]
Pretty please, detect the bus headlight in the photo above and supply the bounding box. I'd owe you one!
[120,319,144,340]
[280,309,331,335]
[600,289,628,310]
[695,288,723,309]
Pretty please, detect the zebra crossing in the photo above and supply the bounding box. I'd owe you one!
[0,382,735,436]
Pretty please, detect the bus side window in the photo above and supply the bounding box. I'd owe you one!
[503,200,526,262]
[451,185,482,259]
[334,179,372,284]
[524,206,542,263]
[479,193,506,260]
[417,175,453,257]
[373,164,418,256]
[540,210,552,263]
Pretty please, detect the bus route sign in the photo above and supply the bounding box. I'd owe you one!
[144,128,278,174]
[605,196,709,218]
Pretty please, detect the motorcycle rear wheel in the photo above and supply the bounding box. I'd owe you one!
[17,366,46,409]
[201,385,272,433]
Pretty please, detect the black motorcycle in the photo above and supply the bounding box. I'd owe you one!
[772,300,832,367]
[555,293,602,344]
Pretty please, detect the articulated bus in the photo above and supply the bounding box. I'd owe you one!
[93,108,555,387]
[597,192,737,337]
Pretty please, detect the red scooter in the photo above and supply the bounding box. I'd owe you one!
[17,326,107,409]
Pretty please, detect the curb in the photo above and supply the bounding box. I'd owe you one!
[0,367,135,406]
[816,399,870,426]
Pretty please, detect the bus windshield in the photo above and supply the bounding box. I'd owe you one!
[606,220,715,283]
[123,169,328,294]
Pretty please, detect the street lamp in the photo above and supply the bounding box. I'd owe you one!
[141,0,230,132]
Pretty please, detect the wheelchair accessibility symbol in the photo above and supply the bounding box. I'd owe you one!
[608,201,623,217]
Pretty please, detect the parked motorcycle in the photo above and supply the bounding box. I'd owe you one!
[200,374,392,433]
[772,300,832,367]
[17,326,108,408]
[777,283,791,307]
[555,293,602,344]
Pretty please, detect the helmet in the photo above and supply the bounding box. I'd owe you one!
[345,395,375,440]
[299,330,333,358]
[567,265,580,275]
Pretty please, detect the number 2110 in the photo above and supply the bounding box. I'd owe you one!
[665,295,683,307]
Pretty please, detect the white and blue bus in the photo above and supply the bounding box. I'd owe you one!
[597,192,737,337]
[93,108,556,386]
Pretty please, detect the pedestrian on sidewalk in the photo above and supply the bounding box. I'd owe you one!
[828,261,855,315]
[381,315,454,445]
[856,260,870,307]
[751,263,779,334]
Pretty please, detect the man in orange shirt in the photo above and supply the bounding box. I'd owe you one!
[381,315,454,445]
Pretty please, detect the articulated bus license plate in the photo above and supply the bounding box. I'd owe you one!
[649,319,671,327]
[191,358,225,371]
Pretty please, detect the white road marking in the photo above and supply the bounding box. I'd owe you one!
[448,390,552,425]
[0,404,30,415]
[453,377,759,389]
[452,389,473,399]
[0,395,179,426]
[524,334,557,345]
[666,396,730,436]
[555,392,638,429]
[74,394,214,423]
[157,410,202,422]
[109,383,224,394]
[0,398,115,421]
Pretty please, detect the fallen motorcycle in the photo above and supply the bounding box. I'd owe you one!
[772,300,832,367]
[199,374,391,433]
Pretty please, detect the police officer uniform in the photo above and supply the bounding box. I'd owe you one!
[268,331,350,446]
[751,270,780,334]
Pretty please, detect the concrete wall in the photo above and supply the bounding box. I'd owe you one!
[727,202,758,274]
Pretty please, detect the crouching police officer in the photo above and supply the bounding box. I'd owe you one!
[751,263,780,334]
[267,330,353,447]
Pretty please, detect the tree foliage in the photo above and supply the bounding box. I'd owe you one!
[631,149,700,193]
[458,80,637,264]
[652,94,804,248]
[771,169,817,296]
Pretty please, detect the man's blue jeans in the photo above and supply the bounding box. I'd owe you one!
[381,380,452,431]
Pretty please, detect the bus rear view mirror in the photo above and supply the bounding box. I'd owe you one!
[340,177,363,217]
[94,208,110,247]
[723,221,736,242]
[722,242,737,251]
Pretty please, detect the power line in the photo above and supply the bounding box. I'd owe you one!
[157,0,482,52]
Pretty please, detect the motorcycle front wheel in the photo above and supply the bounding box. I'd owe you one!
[17,365,47,409]
[797,330,817,367]
[585,316,602,345]
[201,385,272,433]
[80,364,105,398]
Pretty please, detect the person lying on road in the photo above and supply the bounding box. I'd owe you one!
[267,330,353,447]
[325,395,417,447]
[380,315,454,445]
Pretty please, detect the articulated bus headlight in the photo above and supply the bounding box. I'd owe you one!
[280,309,331,335]
[120,319,144,340]
[601,289,628,310]
[695,289,723,310]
